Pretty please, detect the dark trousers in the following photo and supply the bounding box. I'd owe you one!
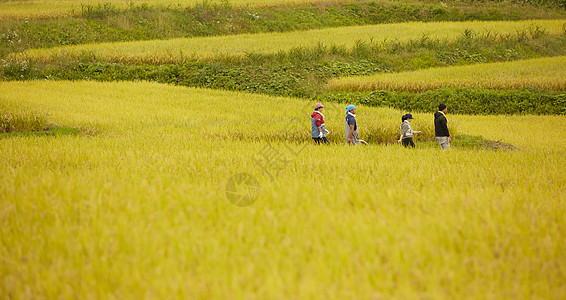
[402,137,415,148]
[313,137,329,144]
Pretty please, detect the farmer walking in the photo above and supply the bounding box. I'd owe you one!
[311,103,329,144]
[345,104,359,146]
[398,113,422,148]
[434,104,451,151]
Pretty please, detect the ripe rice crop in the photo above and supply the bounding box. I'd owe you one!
[0,102,46,133]
[328,55,566,92]
[0,0,351,19]
[14,20,566,65]
[0,80,444,143]
[1,80,565,299]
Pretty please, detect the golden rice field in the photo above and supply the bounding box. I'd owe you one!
[14,20,566,64]
[0,0,353,19]
[1,80,565,299]
[328,55,566,92]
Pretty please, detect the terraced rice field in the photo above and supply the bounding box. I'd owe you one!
[0,0,350,19]
[15,20,566,64]
[1,80,565,299]
[2,0,566,298]
[327,55,566,92]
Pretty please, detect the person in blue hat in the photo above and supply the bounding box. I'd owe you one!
[397,113,422,148]
[345,104,359,145]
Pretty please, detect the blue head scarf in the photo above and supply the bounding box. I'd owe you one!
[346,104,356,114]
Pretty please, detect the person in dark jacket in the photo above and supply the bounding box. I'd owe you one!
[434,104,451,151]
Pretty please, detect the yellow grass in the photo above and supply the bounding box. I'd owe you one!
[328,55,566,92]
[1,80,565,299]
[14,20,566,64]
[0,0,355,20]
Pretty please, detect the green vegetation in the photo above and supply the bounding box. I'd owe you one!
[13,20,565,64]
[2,2,565,116]
[0,0,356,19]
[2,1,566,58]
[445,0,566,9]
[1,0,565,20]
[416,134,518,150]
[317,88,566,115]
[0,124,84,139]
[4,25,565,114]
[450,134,517,151]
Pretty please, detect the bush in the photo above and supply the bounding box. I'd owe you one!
[317,88,566,115]
[444,0,566,9]
[0,59,34,80]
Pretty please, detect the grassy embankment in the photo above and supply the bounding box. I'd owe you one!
[6,19,565,114]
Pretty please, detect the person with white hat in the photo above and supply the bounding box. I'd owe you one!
[397,113,422,148]
[311,103,329,144]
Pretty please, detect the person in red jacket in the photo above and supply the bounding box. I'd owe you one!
[311,103,329,144]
